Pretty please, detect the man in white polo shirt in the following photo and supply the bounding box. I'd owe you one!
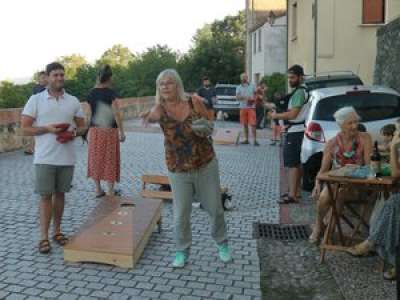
[21,62,86,254]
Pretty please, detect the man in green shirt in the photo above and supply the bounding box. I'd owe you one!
[270,65,307,204]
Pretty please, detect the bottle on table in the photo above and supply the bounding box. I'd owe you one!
[371,141,382,177]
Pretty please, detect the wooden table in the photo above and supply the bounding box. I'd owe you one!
[318,173,400,299]
[317,173,397,262]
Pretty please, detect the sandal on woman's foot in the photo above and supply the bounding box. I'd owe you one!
[309,225,325,244]
[53,233,69,246]
[346,240,373,257]
[278,195,299,204]
[95,191,106,198]
[39,239,51,254]
[383,268,396,281]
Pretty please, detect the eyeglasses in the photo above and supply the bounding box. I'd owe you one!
[159,81,176,88]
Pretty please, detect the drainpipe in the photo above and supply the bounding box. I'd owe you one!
[286,0,289,93]
[313,0,318,76]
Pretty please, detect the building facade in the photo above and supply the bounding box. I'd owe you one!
[250,15,287,84]
[288,0,400,84]
[245,0,287,82]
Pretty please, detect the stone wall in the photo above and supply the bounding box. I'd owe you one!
[0,96,155,153]
[374,17,400,92]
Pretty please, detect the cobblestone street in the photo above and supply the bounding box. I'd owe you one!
[0,121,279,300]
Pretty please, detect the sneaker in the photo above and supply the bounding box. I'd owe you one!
[192,202,201,208]
[240,140,250,145]
[254,141,260,146]
[218,244,232,263]
[269,141,276,146]
[172,251,187,268]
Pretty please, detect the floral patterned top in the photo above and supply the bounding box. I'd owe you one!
[159,100,215,173]
[332,133,364,168]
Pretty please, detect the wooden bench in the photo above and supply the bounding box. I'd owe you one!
[64,196,162,268]
[141,174,228,201]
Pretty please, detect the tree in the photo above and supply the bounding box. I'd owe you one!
[178,11,246,90]
[0,81,33,108]
[261,73,287,100]
[64,64,97,100]
[127,45,177,96]
[97,44,135,67]
[58,54,87,80]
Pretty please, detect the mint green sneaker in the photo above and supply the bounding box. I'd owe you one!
[172,251,187,268]
[218,244,232,263]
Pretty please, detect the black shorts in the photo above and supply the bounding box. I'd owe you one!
[283,132,304,168]
[273,119,280,126]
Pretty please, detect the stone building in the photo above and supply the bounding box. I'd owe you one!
[287,0,400,84]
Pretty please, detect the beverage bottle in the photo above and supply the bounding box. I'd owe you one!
[370,141,382,177]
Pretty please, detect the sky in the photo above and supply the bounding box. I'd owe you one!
[0,0,244,82]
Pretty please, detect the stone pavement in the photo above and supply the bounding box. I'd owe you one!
[0,121,280,299]
[264,147,398,300]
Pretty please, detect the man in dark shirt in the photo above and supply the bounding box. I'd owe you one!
[32,71,48,95]
[197,76,217,120]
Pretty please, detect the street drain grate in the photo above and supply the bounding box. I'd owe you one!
[253,223,310,240]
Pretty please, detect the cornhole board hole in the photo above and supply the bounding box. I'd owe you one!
[64,196,162,268]
[141,174,228,201]
[213,128,241,145]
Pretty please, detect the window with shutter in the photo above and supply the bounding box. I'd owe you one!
[363,0,385,24]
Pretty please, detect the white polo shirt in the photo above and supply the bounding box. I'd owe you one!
[22,89,85,166]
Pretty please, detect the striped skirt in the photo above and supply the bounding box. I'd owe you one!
[87,127,120,183]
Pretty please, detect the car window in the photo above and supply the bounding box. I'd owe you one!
[306,78,363,91]
[216,87,236,96]
[313,93,400,122]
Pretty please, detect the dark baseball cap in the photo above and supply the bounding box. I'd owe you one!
[288,65,305,76]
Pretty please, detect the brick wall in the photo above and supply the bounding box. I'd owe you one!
[0,96,155,153]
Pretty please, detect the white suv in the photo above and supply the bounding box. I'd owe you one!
[301,85,400,190]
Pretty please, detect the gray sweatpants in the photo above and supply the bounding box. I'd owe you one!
[168,158,228,252]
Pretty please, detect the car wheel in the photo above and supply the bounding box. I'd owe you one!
[302,153,323,192]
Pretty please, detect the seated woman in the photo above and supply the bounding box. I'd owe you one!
[347,132,400,281]
[309,107,372,243]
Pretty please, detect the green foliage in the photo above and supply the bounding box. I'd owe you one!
[179,11,245,90]
[97,44,135,67]
[58,54,87,80]
[0,81,34,109]
[64,64,97,100]
[261,73,287,100]
[0,11,245,108]
[128,45,178,97]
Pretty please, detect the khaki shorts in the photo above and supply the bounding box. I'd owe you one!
[35,164,74,196]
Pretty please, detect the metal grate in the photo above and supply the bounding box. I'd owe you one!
[253,223,310,240]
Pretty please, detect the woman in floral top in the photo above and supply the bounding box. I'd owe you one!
[140,69,231,268]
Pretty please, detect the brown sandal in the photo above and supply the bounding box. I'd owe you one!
[39,239,51,254]
[53,233,69,246]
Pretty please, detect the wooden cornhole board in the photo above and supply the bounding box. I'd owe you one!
[213,128,241,145]
[64,196,162,268]
[141,175,173,200]
[141,174,228,201]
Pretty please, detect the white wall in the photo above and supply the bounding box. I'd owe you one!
[251,16,287,83]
